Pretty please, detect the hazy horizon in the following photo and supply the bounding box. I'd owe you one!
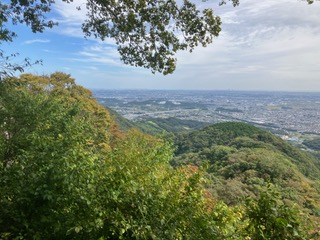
[91,88,320,93]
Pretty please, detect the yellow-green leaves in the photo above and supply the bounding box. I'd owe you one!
[0,73,117,238]
[1,73,233,239]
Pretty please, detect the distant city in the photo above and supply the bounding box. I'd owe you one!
[94,90,320,140]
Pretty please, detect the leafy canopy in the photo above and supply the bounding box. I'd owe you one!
[0,73,235,239]
[0,0,239,77]
[0,0,316,77]
[1,73,319,239]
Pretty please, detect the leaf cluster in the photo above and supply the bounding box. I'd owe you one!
[0,0,70,78]
[0,0,227,76]
[243,187,311,240]
[83,0,222,74]
[0,0,316,76]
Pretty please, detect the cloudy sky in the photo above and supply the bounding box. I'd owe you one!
[3,0,320,91]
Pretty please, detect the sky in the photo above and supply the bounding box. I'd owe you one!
[3,0,320,91]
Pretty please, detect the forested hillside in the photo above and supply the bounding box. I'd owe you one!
[0,73,220,239]
[1,73,320,239]
[135,117,210,135]
[108,109,210,135]
[304,138,320,151]
[172,122,320,218]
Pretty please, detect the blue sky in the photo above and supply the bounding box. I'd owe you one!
[3,0,320,91]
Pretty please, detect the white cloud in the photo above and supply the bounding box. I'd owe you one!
[42,0,320,91]
[23,39,51,45]
[53,0,87,23]
[158,0,320,91]
[71,43,122,66]
[51,0,87,38]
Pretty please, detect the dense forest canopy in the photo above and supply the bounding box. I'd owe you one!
[0,73,320,239]
[0,73,217,239]
[172,122,320,215]
[304,138,320,151]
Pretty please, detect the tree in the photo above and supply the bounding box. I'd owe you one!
[0,73,238,239]
[0,0,240,77]
[4,72,113,146]
[0,78,108,238]
[243,188,309,240]
[1,0,316,77]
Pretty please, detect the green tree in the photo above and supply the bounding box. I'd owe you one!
[243,188,309,240]
[1,73,245,239]
[0,80,105,238]
[6,72,113,147]
[1,0,316,77]
[95,130,217,239]
[0,0,239,77]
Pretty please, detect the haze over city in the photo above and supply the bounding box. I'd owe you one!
[3,0,320,91]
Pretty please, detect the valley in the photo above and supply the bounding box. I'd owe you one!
[94,90,320,144]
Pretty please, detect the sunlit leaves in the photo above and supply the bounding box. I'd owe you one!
[0,0,317,76]
[84,0,222,74]
[1,73,319,238]
[0,73,233,239]
[244,188,308,240]
[7,72,112,146]
[0,79,103,238]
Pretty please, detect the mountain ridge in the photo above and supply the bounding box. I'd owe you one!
[171,122,320,217]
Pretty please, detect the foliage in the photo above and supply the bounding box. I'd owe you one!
[174,122,320,178]
[174,122,266,154]
[0,0,56,78]
[0,75,107,238]
[84,0,224,74]
[0,73,251,239]
[173,122,320,219]
[95,131,218,239]
[243,187,309,240]
[1,0,316,76]
[136,117,210,135]
[7,72,112,145]
[0,79,106,238]
[303,138,320,151]
[0,0,241,77]
[1,74,319,239]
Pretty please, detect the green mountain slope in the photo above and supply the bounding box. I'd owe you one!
[303,137,320,151]
[104,106,137,131]
[172,122,320,216]
[135,117,210,135]
[105,106,210,135]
